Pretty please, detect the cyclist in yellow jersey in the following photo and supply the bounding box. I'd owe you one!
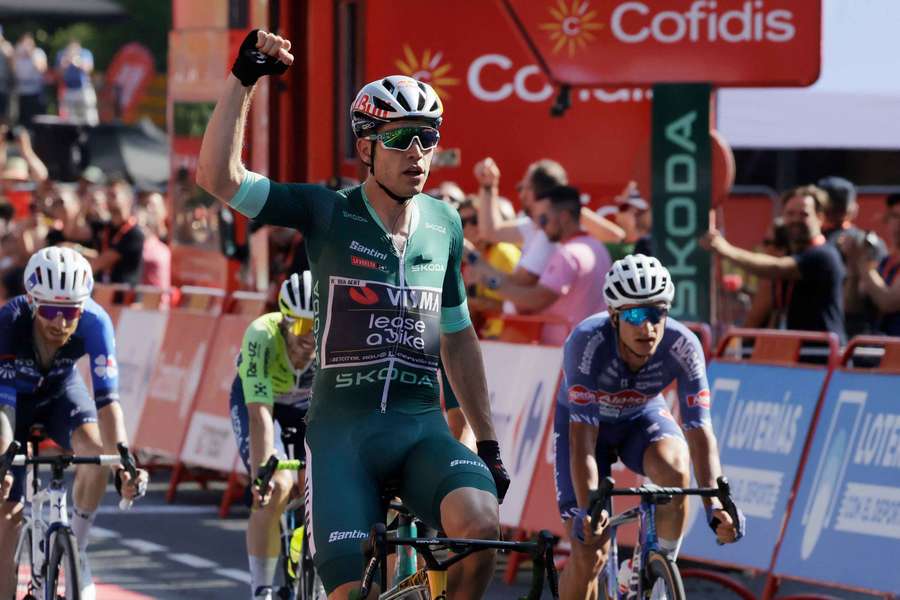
[230,272,316,600]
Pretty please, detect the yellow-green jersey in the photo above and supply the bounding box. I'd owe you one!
[236,312,315,409]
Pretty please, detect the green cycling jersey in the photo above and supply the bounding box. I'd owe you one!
[228,173,471,420]
[237,312,315,409]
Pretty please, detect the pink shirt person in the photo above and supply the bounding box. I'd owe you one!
[538,233,611,344]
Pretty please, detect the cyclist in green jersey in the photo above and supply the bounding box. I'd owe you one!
[199,30,511,600]
[230,272,316,600]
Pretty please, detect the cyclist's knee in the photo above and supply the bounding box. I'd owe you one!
[270,470,293,504]
[0,502,23,532]
[440,489,499,540]
[70,423,103,455]
[644,439,690,487]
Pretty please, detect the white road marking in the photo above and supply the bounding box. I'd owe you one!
[121,539,168,553]
[215,568,252,584]
[169,553,218,569]
[90,526,118,539]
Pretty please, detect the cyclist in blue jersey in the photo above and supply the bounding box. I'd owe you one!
[0,247,148,600]
[555,254,745,600]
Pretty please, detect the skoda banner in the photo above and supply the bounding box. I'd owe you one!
[681,362,829,568]
[775,371,900,593]
[651,83,711,323]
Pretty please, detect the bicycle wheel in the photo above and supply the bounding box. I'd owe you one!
[45,528,81,600]
[15,525,36,599]
[642,551,686,600]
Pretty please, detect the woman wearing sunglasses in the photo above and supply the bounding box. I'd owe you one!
[0,246,148,599]
[229,271,316,600]
[554,254,745,600]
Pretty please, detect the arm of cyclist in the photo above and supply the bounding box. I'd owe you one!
[0,310,17,500]
[441,211,511,501]
[569,420,606,546]
[0,405,14,501]
[84,306,148,501]
[248,403,277,506]
[676,330,744,544]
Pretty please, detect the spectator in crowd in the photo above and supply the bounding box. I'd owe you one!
[850,194,900,336]
[43,187,78,247]
[475,185,612,344]
[56,39,98,125]
[429,180,465,208]
[137,196,172,306]
[457,195,520,337]
[1,124,48,183]
[702,184,846,343]
[0,198,12,235]
[743,218,792,328]
[604,181,653,261]
[68,165,109,250]
[818,175,886,335]
[88,178,144,285]
[0,28,13,119]
[12,33,47,130]
[0,230,27,300]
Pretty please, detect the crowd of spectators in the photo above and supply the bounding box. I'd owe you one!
[0,120,169,304]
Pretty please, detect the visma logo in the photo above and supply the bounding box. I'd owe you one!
[610,1,796,44]
[539,0,604,57]
[395,45,460,99]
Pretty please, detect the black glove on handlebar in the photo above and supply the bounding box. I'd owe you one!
[477,440,511,504]
[231,29,289,87]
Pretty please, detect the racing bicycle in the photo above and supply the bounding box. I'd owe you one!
[587,476,740,600]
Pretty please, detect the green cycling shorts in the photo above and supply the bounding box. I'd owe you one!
[303,409,496,593]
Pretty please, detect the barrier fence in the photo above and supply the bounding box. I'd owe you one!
[83,283,899,598]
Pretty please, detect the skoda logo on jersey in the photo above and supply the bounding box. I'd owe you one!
[411,262,445,273]
[424,222,447,235]
[349,286,379,306]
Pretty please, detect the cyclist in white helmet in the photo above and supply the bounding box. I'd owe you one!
[555,254,744,600]
[199,30,508,599]
[0,247,148,600]
[230,272,317,600]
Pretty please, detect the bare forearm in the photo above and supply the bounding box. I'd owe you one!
[717,242,798,279]
[97,402,129,453]
[686,426,723,508]
[580,207,625,243]
[440,327,497,441]
[570,422,599,508]
[861,268,900,313]
[248,404,276,478]
[197,75,253,201]
[495,277,556,313]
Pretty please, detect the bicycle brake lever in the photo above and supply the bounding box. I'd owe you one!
[588,476,615,526]
[716,476,739,524]
[0,441,21,485]
[117,443,141,510]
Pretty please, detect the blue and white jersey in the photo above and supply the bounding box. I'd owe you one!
[0,296,119,409]
[563,312,710,429]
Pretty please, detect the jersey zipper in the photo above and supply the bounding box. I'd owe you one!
[379,240,407,413]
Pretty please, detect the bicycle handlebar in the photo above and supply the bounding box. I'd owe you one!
[12,454,124,466]
[253,455,305,499]
[588,476,740,532]
[117,443,139,510]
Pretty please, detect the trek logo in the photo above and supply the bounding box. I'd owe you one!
[351,255,385,272]
[328,530,368,543]
[686,389,711,409]
[349,240,388,261]
[424,222,447,235]
[610,1,796,44]
[349,287,379,306]
[334,367,436,389]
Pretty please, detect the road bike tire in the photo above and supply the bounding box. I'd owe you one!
[643,551,686,600]
[15,526,37,599]
[45,528,82,600]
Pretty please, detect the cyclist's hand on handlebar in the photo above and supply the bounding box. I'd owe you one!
[477,440,511,503]
[252,479,274,508]
[115,467,149,501]
[707,505,745,544]
[232,29,293,87]
[571,508,608,547]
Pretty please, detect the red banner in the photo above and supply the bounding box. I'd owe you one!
[504,0,821,87]
[99,43,156,123]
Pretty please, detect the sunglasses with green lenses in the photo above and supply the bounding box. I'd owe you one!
[366,126,440,151]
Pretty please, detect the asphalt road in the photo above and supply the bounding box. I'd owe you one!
[52,473,884,600]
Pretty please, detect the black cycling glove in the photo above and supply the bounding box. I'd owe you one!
[476,440,511,504]
[231,29,289,87]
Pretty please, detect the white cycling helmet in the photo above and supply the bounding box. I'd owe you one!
[603,254,675,310]
[23,247,94,304]
[278,271,314,320]
[351,75,443,137]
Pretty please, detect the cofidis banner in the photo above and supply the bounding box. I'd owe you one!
[775,371,900,593]
[682,362,829,568]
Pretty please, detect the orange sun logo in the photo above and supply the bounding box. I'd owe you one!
[394,45,460,98]
[539,0,604,57]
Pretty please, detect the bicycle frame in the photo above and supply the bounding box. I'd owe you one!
[601,499,661,599]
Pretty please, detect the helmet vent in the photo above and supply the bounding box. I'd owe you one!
[60,271,66,290]
[395,92,412,112]
[382,79,395,93]
[416,92,426,111]
[372,96,394,112]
